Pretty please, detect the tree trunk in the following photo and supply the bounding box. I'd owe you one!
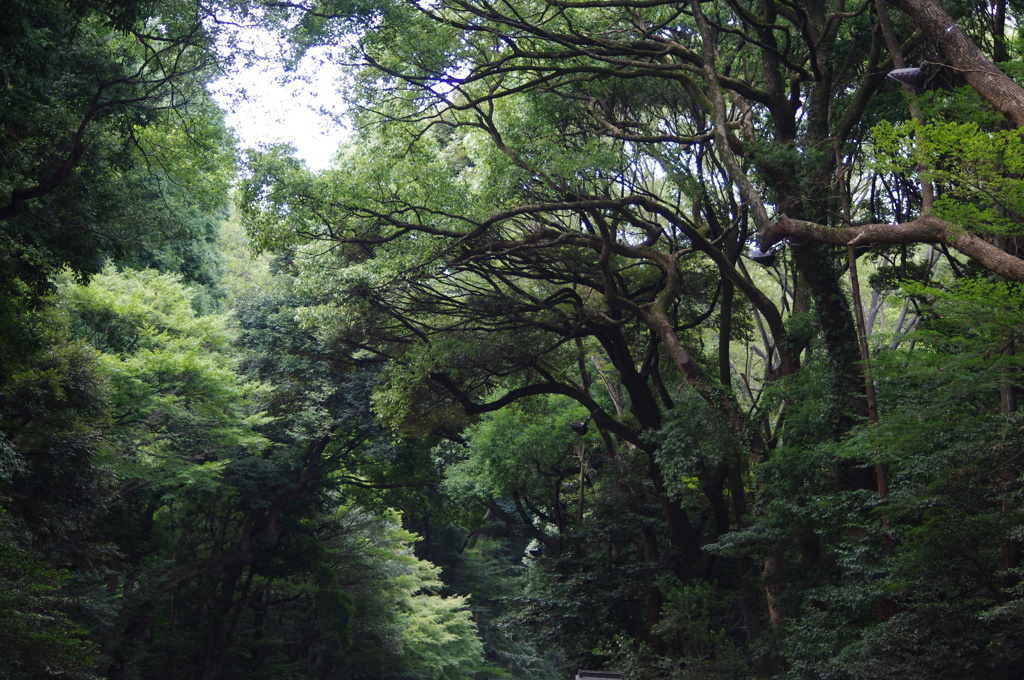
[888,0,1024,127]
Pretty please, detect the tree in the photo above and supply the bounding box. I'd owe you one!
[237,0,1024,675]
[0,515,98,680]
[5,0,1024,677]
[760,0,1024,282]
[0,0,235,315]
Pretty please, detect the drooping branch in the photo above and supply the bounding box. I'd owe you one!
[763,214,1024,282]
[0,21,211,221]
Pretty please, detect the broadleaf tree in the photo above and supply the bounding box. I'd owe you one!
[238,0,1024,676]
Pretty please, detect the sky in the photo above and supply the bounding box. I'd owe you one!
[211,43,350,172]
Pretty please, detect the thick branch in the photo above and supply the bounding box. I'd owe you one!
[764,214,1024,282]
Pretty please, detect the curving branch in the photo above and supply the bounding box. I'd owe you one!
[753,1,1024,286]
[0,21,210,221]
[428,371,646,446]
[762,214,1024,282]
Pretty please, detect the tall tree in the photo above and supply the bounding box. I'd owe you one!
[0,0,235,316]
[237,0,1024,675]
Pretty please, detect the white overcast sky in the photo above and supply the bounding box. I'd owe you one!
[211,40,351,172]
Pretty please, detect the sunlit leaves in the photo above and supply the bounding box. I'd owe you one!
[871,120,1024,235]
[397,593,484,679]
[444,395,586,501]
[326,510,484,678]
[62,266,272,490]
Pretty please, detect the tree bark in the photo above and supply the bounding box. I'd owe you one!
[763,215,1024,283]
[887,0,1024,127]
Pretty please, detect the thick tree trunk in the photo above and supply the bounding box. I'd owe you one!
[789,243,871,439]
[888,0,1024,127]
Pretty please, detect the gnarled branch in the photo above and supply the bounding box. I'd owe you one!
[763,214,1024,282]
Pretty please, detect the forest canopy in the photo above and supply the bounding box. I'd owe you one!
[3,0,1024,679]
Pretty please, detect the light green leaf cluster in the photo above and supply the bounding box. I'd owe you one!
[444,396,586,501]
[396,593,484,680]
[871,120,1024,235]
[128,100,237,217]
[61,266,272,489]
[241,125,481,252]
[63,266,232,351]
[331,507,484,678]
[456,95,626,204]
[891,276,1024,395]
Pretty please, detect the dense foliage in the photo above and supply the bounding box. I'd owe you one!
[3,0,1024,679]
